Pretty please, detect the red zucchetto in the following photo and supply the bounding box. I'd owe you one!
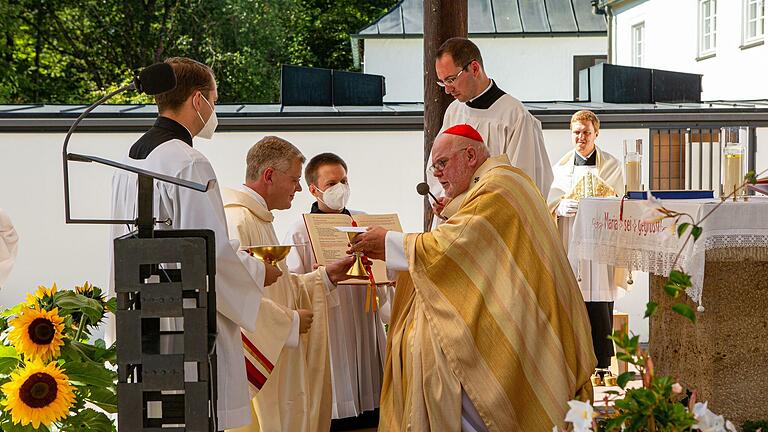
[441,124,484,143]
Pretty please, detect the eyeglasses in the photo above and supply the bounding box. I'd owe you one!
[436,60,475,88]
[428,147,469,174]
[275,169,301,186]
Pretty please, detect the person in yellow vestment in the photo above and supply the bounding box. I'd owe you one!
[351,124,596,431]
[223,136,358,432]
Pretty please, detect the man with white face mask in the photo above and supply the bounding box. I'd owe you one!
[110,57,282,430]
[285,153,393,430]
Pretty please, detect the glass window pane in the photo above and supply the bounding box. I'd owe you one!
[401,0,423,34]
[545,0,578,32]
[376,6,404,34]
[572,0,607,32]
[519,0,550,32]
[468,0,494,33]
[492,0,523,33]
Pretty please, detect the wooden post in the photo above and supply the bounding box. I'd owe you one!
[423,0,467,231]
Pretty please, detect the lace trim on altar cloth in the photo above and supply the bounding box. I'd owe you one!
[572,233,768,307]
[702,233,768,253]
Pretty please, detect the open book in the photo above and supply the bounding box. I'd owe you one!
[303,213,403,285]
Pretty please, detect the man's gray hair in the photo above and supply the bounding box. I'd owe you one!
[450,134,490,158]
[245,136,305,182]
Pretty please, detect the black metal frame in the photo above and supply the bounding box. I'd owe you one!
[114,229,218,432]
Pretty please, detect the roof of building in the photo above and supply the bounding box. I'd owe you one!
[355,0,607,38]
[3,100,768,132]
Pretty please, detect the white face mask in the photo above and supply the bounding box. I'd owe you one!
[317,182,351,211]
[195,93,218,140]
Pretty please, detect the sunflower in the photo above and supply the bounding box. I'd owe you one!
[1,360,75,428]
[26,283,58,308]
[74,281,95,297]
[72,281,108,328]
[8,306,66,362]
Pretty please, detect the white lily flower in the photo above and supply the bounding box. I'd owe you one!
[638,194,665,223]
[693,402,735,432]
[564,400,594,432]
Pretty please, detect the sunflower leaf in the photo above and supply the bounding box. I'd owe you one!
[71,341,116,364]
[86,386,118,413]
[58,408,115,431]
[105,298,117,314]
[0,357,20,375]
[55,292,104,325]
[0,303,25,318]
[62,361,116,388]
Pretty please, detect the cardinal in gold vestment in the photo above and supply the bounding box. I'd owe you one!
[352,124,596,431]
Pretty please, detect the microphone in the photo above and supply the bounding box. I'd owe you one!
[417,182,447,220]
[134,62,177,95]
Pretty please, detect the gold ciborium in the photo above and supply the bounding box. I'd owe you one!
[243,245,293,266]
[344,232,369,278]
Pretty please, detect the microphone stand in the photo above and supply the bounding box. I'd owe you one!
[62,83,135,226]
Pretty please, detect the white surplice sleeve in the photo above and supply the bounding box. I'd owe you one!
[384,230,408,272]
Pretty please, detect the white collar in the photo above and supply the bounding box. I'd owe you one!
[239,184,268,209]
[469,79,494,103]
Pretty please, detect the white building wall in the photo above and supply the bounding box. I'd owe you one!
[613,0,768,100]
[364,36,607,102]
[3,126,766,340]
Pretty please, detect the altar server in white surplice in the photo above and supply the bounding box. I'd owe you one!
[547,110,627,378]
[284,153,393,430]
[430,37,553,199]
[110,57,282,430]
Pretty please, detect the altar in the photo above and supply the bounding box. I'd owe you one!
[570,196,768,425]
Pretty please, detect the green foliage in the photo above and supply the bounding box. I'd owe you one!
[0,282,116,430]
[644,301,658,319]
[663,270,692,299]
[743,419,768,432]
[604,332,697,431]
[745,170,758,185]
[0,0,398,104]
[671,303,696,323]
[602,376,696,432]
[59,408,115,432]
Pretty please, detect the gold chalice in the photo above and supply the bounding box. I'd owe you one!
[345,232,369,277]
[243,245,293,266]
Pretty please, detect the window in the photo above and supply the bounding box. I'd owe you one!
[632,22,645,67]
[743,0,765,46]
[699,0,717,57]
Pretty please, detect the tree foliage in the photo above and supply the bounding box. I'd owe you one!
[0,0,397,104]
